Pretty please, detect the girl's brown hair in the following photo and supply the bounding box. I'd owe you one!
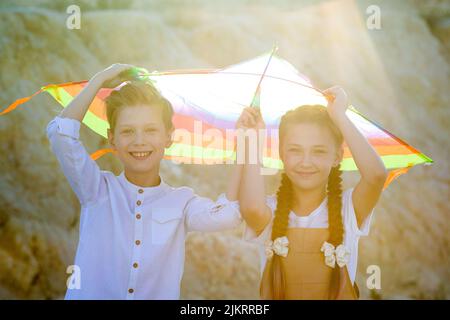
[105,81,174,133]
[266,105,345,300]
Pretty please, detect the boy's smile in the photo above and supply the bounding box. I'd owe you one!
[107,104,173,183]
[129,151,153,160]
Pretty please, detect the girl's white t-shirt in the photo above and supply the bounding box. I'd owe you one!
[243,188,374,284]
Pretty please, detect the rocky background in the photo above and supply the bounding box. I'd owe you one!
[0,0,448,299]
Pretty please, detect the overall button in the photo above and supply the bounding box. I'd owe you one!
[133,263,139,268]
[135,240,141,245]
[138,189,144,194]
[128,288,134,294]
[136,200,142,206]
[136,214,141,220]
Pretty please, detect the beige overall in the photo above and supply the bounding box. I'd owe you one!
[260,228,359,300]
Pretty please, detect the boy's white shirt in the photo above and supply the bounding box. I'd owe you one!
[243,188,374,285]
[47,116,242,300]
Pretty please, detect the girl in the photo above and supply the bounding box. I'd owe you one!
[237,86,387,299]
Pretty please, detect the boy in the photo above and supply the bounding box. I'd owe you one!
[47,64,242,299]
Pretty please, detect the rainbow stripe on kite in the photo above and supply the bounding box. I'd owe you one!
[2,53,433,188]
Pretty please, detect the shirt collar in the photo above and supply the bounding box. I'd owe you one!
[118,171,170,199]
[289,196,328,221]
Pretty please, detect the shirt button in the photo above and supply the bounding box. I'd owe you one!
[138,189,144,194]
[135,240,141,245]
[133,263,138,268]
[128,288,134,294]
[136,214,141,220]
[136,200,142,206]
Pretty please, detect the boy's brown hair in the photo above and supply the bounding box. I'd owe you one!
[105,81,174,132]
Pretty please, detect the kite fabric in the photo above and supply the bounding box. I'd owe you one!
[2,52,433,189]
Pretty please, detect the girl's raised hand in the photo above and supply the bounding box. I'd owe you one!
[236,107,266,130]
[323,86,349,119]
[91,63,136,89]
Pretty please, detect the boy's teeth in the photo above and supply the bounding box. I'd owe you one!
[131,152,150,157]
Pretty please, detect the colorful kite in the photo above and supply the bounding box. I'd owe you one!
[2,51,433,189]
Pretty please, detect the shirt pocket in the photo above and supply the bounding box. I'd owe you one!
[150,209,184,245]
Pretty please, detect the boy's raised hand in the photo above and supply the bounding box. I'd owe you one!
[91,63,136,89]
[236,107,266,130]
[60,63,135,122]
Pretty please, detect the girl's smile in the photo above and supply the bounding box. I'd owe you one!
[295,170,319,179]
[281,122,342,190]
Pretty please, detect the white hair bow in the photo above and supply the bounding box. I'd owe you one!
[320,241,350,268]
[265,236,289,258]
